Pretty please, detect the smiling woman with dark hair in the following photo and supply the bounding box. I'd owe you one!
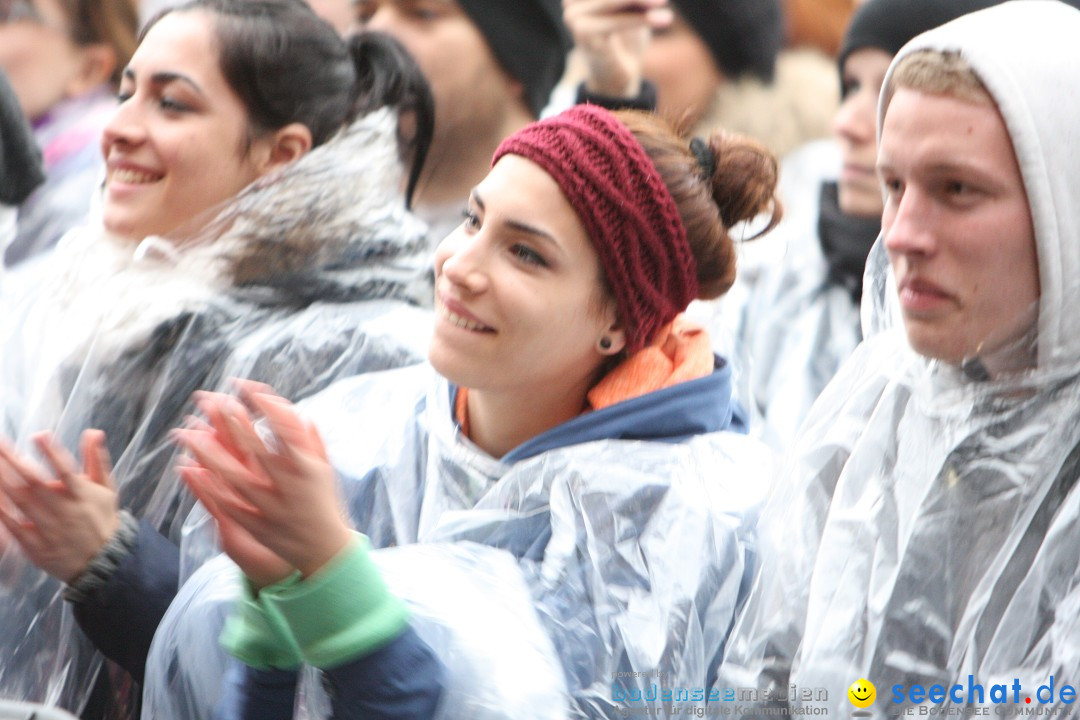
[0,1,437,717]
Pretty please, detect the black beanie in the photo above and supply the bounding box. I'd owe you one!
[0,70,44,207]
[456,0,571,118]
[838,0,1012,78]
[670,0,783,82]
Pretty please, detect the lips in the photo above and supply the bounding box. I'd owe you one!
[897,276,954,314]
[437,293,495,333]
[107,160,164,187]
[840,162,877,186]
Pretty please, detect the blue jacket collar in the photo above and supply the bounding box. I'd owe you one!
[450,355,746,464]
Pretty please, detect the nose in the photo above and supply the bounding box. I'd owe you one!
[435,229,490,295]
[832,90,875,149]
[101,95,147,154]
[883,185,936,258]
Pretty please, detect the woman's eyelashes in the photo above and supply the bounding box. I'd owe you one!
[461,208,480,231]
[158,94,193,113]
[511,243,547,267]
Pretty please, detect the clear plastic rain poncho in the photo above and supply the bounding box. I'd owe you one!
[0,109,435,715]
[145,362,774,719]
[718,2,1080,716]
[733,140,872,452]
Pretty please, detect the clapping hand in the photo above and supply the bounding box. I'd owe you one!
[175,382,352,588]
[0,430,119,584]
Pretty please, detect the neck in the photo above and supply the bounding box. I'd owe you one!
[465,372,594,459]
[412,104,534,212]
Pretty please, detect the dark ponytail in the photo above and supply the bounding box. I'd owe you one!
[346,32,434,210]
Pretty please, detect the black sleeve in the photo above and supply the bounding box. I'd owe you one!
[72,520,180,683]
[322,626,445,720]
[216,626,444,720]
[574,80,658,112]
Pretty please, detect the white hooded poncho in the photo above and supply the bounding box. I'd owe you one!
[719,2,1080,717]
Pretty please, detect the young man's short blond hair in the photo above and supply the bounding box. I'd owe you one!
[891,49,994,106]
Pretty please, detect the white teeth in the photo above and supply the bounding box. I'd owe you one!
[111,168,160,184]
[441,305,490,332]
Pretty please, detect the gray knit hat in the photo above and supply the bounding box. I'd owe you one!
[670,0,783,82]
[456,0,572,117]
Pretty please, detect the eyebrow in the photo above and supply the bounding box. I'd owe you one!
[470,190,562,250]
[122,68,206,97]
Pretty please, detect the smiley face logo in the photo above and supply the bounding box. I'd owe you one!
[848,678,876,709]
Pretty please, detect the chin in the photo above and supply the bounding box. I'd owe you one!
[427,343,470,387]
[906,329,964,365]
[837,186,884,220]
[101,217,143,243]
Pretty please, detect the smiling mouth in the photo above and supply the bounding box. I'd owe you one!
[853,692,871,700]
[110,168,163,185]
[439,305,494,333]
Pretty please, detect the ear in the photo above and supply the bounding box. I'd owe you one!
[65,44,117,98]
[254,122,313,175]
[597,319,628,357]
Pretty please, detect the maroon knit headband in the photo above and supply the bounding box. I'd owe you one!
[493,104,698,353]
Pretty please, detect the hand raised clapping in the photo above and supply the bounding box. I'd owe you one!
[174,382,352,588]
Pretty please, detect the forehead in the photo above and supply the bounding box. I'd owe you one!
[841,47,892,78]
[127,11,222,83]
[879,88,1017,177]
[480,155,591,249]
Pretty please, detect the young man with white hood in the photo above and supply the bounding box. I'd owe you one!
[719,1,1080,715]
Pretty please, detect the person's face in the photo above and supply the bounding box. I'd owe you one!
[0,0,96,120]
[100,10,274,242]
[878,87,1039,367]
[833,48,892,218]
[643,13,723,132]
[429,154,623,396]
[304,0,352,34]
[357,0,524,138]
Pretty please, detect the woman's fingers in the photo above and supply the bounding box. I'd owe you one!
[80,430,114,490]
[245,392,318,466]
[32,432,82,493]
[0,499,37,552]
[0,448,65,528]
[174,429,275,516]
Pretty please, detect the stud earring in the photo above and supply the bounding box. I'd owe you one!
[598,337,613,351]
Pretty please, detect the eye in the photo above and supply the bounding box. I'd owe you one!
[841,76,860,99]
[407,1,442,20]
[881,177,904,198]
[159,95,192,113]
[353,0,374,23]
[511,243,547,267]
[461,208,480,231]
[945,181,971,196]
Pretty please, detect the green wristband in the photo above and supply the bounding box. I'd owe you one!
[263,535,409,669]
[219,572,304,670]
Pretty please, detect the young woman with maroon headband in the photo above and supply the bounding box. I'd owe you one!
[132,104,780,718]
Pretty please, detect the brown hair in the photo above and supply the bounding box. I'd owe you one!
[891,50,993,107]
[615,110,783,300]
[57,0,139,87]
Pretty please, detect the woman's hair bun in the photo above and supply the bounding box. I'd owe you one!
[704,132,781,232]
